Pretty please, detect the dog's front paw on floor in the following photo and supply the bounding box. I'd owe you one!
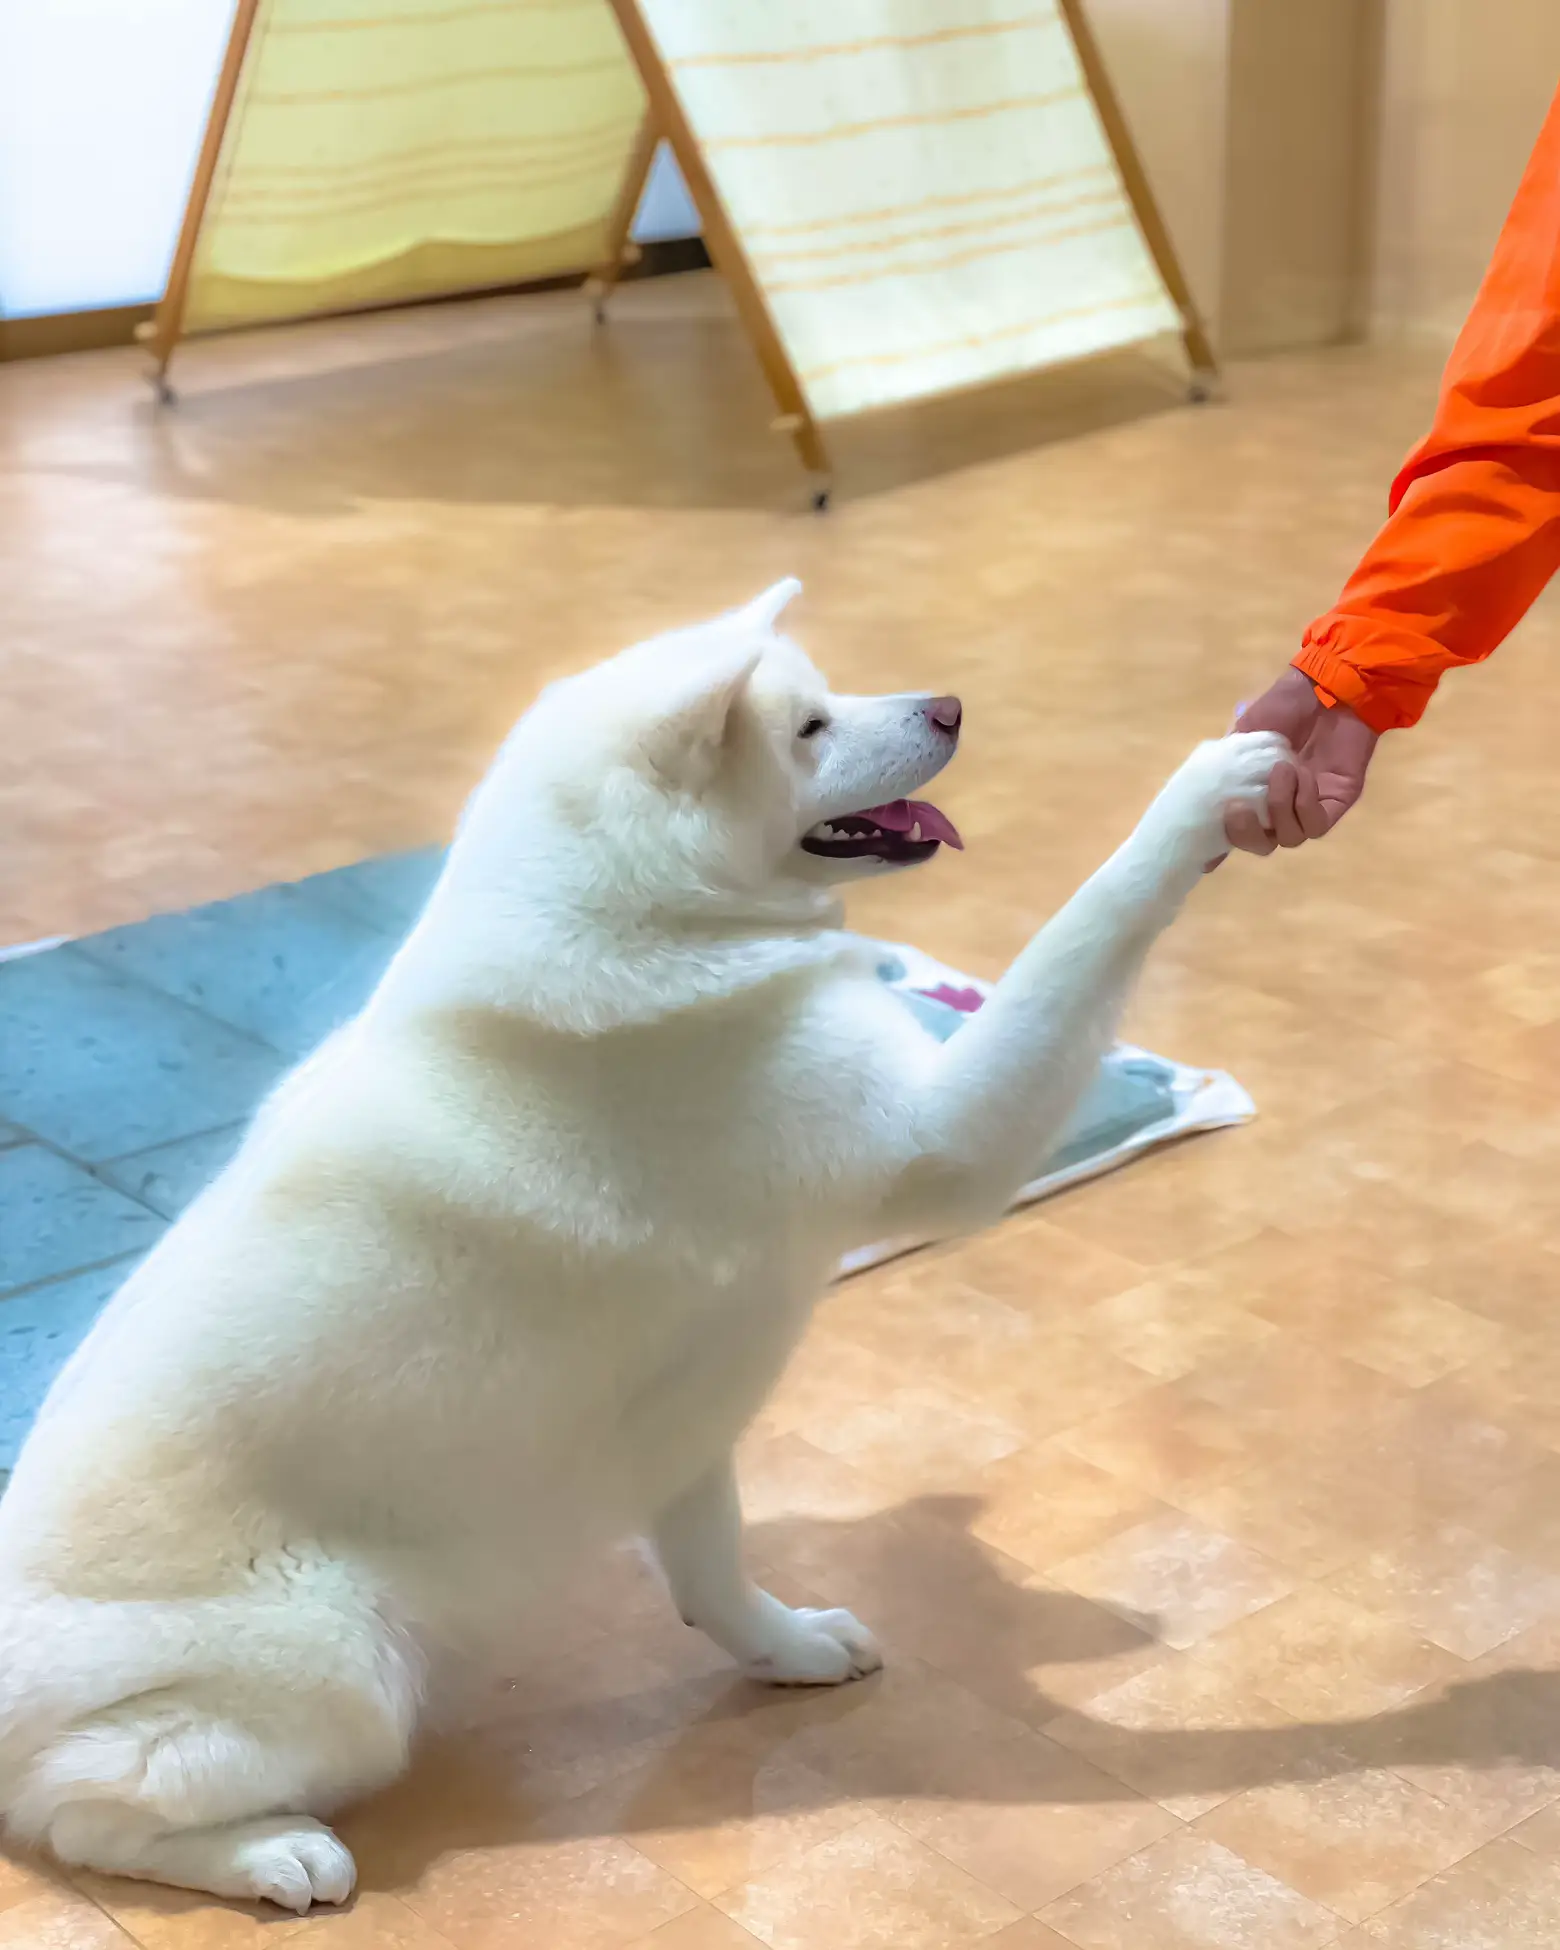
[744,1605,883,1685]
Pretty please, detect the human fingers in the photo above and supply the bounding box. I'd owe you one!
[1263,759,1308,848]
[1224,804,1279,856]
[1292,760,1330,839]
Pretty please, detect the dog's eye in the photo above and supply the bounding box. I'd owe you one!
[798,715,829,741]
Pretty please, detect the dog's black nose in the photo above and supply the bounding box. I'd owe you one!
[926,696,962,736]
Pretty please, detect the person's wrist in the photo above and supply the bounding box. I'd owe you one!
[1234,667,1321,741]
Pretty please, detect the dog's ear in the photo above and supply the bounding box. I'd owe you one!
[737,577,802,634]
[638,640,763,789]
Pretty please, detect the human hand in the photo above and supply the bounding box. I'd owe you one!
[1221,667,1379,857]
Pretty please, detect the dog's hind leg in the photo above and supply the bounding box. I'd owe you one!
[47,1803,357,1912]
[3,1584,423,1912]
[652,1455,881,1685]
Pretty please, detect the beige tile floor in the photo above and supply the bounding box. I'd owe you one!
[6,274,1560,1946]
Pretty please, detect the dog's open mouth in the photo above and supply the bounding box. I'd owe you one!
[800,799,963,863]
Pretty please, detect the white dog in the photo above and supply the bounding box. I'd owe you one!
[0,582,1284,1910]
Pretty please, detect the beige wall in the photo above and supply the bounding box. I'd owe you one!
[1085,0,1378,356]
[1372,0,1560,340]
[1220,0,1381,352]
[1088,0,1560,356]
[1085,0,1232,335]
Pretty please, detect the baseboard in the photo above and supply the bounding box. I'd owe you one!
[0,238,711,364]
[0,304,156,362]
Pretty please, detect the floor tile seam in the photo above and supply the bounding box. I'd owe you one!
[0,1248,143,1309]
[2,1123,224,1210]
[287,871,411,935]
[1162,1652,1549,1817]
[393,1834,705,1943]
[1032,1826,1359,1940]
[702,1805,1020,1927]
[1147,1487,1402,1588]
[1186,1787,1525,1932]
[59,937,298,1064]
[63,1870,241,1950]
[89,1119,250,1180]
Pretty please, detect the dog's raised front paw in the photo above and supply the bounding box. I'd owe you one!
[1179,730,1291,822]
[743,1605,883,1686]
[1149,730,1291,862]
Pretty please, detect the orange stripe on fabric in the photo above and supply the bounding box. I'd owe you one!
[798,288,1164,383]
[739,164,1113,240]
[756,188,1120,269]
[666,13,1060,69]
[763,211,1132,294]
[271,0,598,30]
[225,122,633,179]
[222,137,631,208]
[703,87,1084,151]
[249,56,624,106]
[215,153,629,225]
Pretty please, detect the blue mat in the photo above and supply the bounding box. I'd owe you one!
[0,851,442,1475]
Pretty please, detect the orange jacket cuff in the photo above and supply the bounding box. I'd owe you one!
[1291,640,1431,734]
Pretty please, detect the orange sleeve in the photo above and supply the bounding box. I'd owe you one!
[1294,84,1560,734]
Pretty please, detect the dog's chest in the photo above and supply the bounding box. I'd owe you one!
[501,1005,894,1239]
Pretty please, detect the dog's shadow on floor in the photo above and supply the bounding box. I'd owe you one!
[340,1493,1560,1897]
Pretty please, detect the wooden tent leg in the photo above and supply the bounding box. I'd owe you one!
[1054,0,1220,400]
[771,415,833,510]
[587,115,659,325]
[603,0,834,508]
[143,0,264,401]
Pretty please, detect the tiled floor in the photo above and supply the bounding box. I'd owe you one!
[6,274,1560,1945]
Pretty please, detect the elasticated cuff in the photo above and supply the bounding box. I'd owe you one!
[1292,640,1433,734]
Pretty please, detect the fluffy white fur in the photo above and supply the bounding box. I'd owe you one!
[0,582,1286,1909]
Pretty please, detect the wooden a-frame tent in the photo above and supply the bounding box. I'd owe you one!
[146,0,1216,505]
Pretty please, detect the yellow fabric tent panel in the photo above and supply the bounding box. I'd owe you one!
[637,0,1182,422]
[184,0,646,334]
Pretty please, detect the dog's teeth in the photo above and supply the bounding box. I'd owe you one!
[910,822,922,843]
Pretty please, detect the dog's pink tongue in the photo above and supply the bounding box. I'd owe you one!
[864,800,964,851]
